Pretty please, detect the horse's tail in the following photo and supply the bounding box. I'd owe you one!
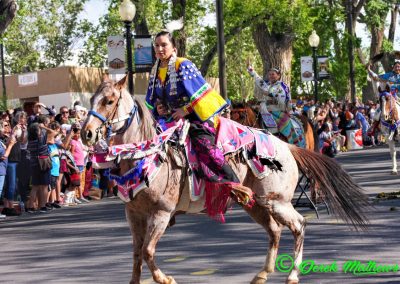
[289,145,371,231]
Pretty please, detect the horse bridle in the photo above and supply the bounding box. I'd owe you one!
[380,93,400,134]
[88,90,139,140]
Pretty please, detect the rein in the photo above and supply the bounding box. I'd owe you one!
[88,91,139,140]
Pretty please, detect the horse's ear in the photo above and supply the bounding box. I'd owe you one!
[115,75,128,90]
[102,73,110,82]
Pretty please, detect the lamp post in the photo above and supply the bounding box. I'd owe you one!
[1,42,6,100]
[308,30,320,103]
[119,0,136,96]
[216,0,227,99]
[346,0,356,104]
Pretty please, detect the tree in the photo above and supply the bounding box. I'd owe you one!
[0,0,17,34]
[358,0,393,102]
[3,0,88,73]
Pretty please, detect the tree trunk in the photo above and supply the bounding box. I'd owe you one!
[199,15,260,76]
[0,0,17,34]
[252,22,294,87]
[362,16,386,102]
[172,0,186,57]
[388,4,399,43]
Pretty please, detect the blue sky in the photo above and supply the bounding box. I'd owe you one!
[81,0,108,23]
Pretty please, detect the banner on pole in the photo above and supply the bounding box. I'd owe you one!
[107,35,126,74]
[134,35,154,73]
[317,56,330,79]
[300,56,314,82]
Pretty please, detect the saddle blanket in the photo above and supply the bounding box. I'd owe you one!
[261,112,278,128]
[97,118,277,203]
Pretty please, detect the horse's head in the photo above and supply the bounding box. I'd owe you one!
[81,75,137,146]
[379,92,398,122]
[230,106,259,128]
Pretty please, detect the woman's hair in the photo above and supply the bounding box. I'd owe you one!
[154,31,176,47]
[13,111,27,124]
[14,111,27,121]
[28,123,40,141]
[269,67,281,75]
[0,119,6,133]
[49,121,60,130]
[37,114,49,125]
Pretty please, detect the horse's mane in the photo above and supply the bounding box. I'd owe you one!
[390,95,399,121]
[134,98,157,140]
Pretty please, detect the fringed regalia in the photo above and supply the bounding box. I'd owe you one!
[145,56,246,221]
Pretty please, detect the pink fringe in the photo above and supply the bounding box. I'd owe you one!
[204,181,236,223]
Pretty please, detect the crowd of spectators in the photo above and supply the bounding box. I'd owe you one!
[293,97,381,158]
[0,101,117,219]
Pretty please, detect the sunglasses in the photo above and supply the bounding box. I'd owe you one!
[61,111,69,114]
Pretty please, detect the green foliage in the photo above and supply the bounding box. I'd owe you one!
[225,28,260,102]
[363,0,392,28]
[78,0,123,67]
[3,0,88,73]
[0,0,396,103]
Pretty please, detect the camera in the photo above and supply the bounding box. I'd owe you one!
[72,128,79,133]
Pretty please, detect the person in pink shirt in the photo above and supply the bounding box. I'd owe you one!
[69,123,89,203]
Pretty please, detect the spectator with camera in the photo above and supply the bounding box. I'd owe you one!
[0,120,18,218]
[27,103,55,125]
[1,112,23,216]
[14,111,30,210]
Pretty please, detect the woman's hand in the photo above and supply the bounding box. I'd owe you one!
[172,108,186,121]
[8,136,16,145]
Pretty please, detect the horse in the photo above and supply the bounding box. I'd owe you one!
[81,76,370,284]
[379,91,400,174]
[230,104,318,152]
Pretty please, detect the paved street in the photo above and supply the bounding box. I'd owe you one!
[1,145,399,284]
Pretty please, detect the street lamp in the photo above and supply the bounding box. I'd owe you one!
[308,30,320,103]
[119,0,136,96]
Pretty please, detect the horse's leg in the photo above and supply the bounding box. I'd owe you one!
[143,210,176,284]
[268,200,306,284]
[243,203,283,284]
[388,139,398,174]
[126,206,146,284]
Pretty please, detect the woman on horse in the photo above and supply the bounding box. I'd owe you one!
[246,60,305,147]
[367,60,400,135]
[145,29,252,214]
[368,60,400,99]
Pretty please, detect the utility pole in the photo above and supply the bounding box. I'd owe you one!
[216,0,227,99]
[1,43,6,101]
[346,0,356,104]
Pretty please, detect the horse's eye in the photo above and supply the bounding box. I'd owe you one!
[107,100,114,105]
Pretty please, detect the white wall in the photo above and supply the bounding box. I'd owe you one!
[39,92,72,113]
[38,91,146,115]
[39,92,93,114]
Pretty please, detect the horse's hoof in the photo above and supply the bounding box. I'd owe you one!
[391,171,398,175]
[166,276,177,284]
[250,276,268,284]
[286,280,299,284]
